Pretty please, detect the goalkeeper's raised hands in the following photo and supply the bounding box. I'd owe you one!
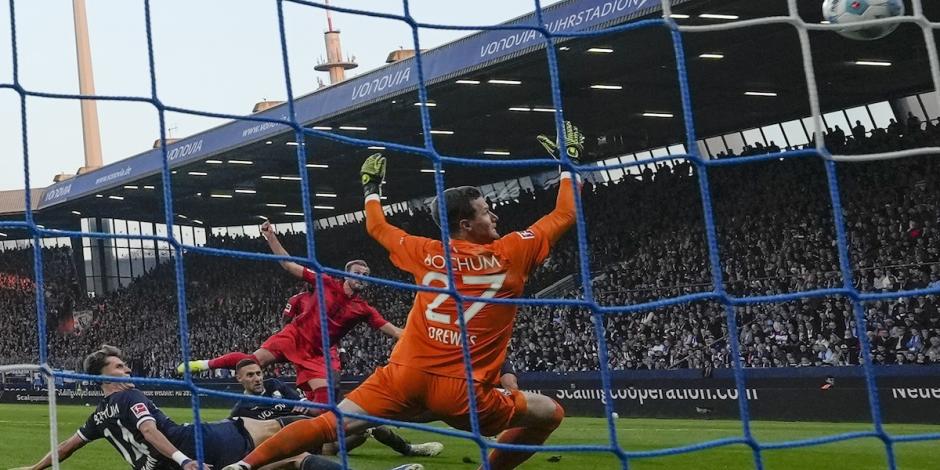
[537,120,584,164]
[360,153,386,198]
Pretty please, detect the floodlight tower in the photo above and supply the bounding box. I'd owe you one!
[314,0,358,84]
[73,0,103,174]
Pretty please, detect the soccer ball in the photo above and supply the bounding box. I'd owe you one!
[822,0,905,41]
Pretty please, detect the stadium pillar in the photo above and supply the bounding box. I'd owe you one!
[888,97,925,125]
[72,0,104,173]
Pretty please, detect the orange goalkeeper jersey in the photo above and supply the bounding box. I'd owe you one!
[365,175,578,385]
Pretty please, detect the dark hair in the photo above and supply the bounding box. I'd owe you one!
[430,186,484,234]
[235,358,260,373]
[83,345,124,375]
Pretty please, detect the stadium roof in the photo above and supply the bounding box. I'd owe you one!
[9,0,940,231]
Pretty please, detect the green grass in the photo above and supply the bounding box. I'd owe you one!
[2,404,938,469]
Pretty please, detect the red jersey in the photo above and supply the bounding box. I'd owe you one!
[365,175,577,384]
[287,271,389,353]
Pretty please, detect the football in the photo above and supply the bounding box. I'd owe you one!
[822,0,905,41]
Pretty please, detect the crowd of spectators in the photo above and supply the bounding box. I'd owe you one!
[1,121,939,378]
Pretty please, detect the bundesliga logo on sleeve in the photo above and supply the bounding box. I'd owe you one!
[131,403,150,419]
[517,230,535,239]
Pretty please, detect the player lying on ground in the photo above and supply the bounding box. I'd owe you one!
[179,226,402,404]
[11,345,351,470]
[231,359,443,458]
[222,121,584,470]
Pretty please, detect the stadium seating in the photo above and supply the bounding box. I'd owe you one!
[2,122,939,377]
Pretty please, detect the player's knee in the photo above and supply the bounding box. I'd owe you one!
[547,400,564,430]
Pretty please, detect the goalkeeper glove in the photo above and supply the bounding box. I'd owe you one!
[360,153,386,198]
[537,120,584,165]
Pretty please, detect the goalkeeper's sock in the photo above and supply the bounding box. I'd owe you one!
[208,352,257,369]
[244,412,338,468]
[485,401,564,470]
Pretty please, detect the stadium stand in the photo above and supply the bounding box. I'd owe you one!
[2,122,939,378]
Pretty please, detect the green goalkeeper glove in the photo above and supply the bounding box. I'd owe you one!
[360,153,386,198]
[537,120,584,165]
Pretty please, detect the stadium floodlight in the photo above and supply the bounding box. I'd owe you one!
[0,232,6,237]
[235,189,256,194]
[488,79,522,85]
[306,163,329,168]
[854,60,892,67]
[188,171,208,176]
[315,193,338,198]
[123,185,139,190]
[192,219,203,225]
[265,141,273,145]
[430,130,454,135]
[261,175,281,180]
[339,125,367,131]
[95,194,103,198]
[367,146,386,150]
[144,185,155,190]
[286,142,299,146]
[281,176,302,181]
[699,53,725,59]
[669,14,690,18]
[413,101,437,107]
[558,46,570,51]
[177,214,188,219]
[108,195,124,200]
[532,107,557,113]
[509,107,532,112]
[420,169,446,173]
[591,84,623,90]
[205,159,223,164]
[483,150,511,156]
[210,194,233,199]
[642,112,674,118]
[265,203,287,208]
[455,79,480,84]
[314,205,335,210]
[284,211,305,216]
[586,47,614,53]
[312,126,332,130]
[71,211,81,216]
[699,13,739,20]
[227,160,253,165]
[745,91,778,97]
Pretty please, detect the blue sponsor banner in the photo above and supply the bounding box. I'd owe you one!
[39,0,670,209]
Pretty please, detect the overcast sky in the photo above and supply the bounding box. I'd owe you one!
[0,0,562,191]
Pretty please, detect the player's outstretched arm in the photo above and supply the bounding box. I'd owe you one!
[138,420,205,470]
[361,153,410,251]
[261,221,305,280]
[531,121,584,244]
[12,433,86,470]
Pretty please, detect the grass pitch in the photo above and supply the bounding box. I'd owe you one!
[2,404,938,469]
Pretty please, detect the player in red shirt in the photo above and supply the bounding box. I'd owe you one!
[224,122,584,470]
[178,222,403,404]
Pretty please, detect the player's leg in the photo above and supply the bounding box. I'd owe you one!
[224,364,421,470]
[303,377,331,404]
[368,426,443,457]
[319,432,369,456]
[484,391,564,470]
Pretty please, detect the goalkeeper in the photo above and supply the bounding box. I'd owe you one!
[225,122,584,470]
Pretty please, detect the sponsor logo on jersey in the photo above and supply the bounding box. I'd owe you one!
[131,403,150,419]
[517,230,535,239]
